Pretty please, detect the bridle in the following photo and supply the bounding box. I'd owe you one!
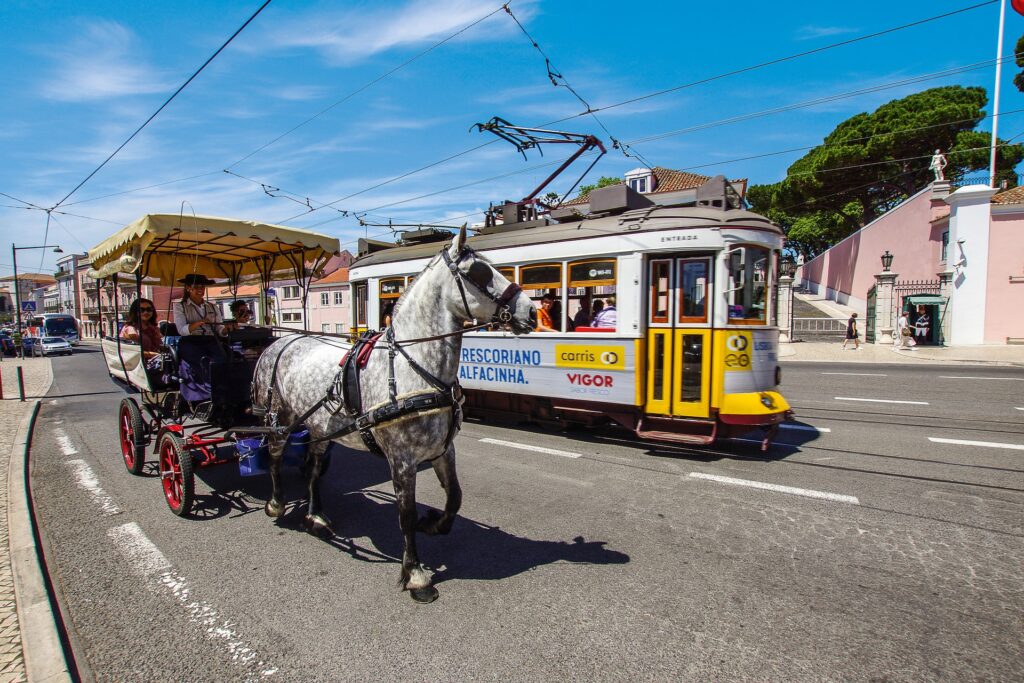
[440,246,524,327]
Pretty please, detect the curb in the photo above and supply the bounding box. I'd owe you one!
[8,400,71,683]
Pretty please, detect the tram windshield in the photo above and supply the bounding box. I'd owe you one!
[727,245,771,324]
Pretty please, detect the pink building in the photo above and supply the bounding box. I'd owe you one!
[797,180,1024,345]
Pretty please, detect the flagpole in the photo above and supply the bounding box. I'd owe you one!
[990,0,1007,187]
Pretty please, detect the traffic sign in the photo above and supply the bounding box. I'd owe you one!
[20,301,36,312]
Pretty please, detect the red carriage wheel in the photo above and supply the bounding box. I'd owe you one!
[118,398,146,475]
[158,432,194,517]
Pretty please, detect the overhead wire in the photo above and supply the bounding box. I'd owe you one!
[268,1,1002,227]
[51,0,273,210]
[542,0,1000,125]
[226,1,511,171]
[502,4,656,169]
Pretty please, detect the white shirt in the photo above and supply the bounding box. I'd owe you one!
[172,298,223,336]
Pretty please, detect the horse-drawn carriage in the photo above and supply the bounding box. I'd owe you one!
[91,215,535,602]
[89,214,340,516]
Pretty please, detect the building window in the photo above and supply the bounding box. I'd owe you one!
[333,291,343,305]
[322,323,330,333]
[335,323,345,334]
[629,177,647,193]
[941,230,949,263]
[320,292,329,306]
[282,312,302,323]
[282,286,300,299]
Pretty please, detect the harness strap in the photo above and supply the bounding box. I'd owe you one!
[306,390,457,445]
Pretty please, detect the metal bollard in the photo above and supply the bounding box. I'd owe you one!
[0,366,4,400]
[17,366,25,402]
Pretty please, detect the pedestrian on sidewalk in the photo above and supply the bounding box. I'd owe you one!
[894,309,911,349]
[12,328,23,359]
[842,312,860,350]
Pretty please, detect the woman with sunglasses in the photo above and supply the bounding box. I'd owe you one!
[120,298,164,363]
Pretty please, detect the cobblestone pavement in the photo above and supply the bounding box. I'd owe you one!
[0,356,52,683]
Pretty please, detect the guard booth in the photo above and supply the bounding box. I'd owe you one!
[903,293,947,345]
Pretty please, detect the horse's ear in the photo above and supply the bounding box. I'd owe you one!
[456,224,467,250]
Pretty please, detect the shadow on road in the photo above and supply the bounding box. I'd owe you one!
[190,443,634,584]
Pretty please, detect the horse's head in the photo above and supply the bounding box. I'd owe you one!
[441,225,536,334]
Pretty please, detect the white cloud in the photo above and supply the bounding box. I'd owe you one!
[794,25,859,41]
[40,20,170,102]
[260,0,536,65]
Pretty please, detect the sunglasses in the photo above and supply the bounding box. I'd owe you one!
[140,307,154,312]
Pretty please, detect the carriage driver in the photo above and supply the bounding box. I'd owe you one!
[172,273,225,336]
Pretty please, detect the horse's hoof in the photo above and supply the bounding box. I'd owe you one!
[265,501,285,518]
[304,514,333,538]
[409,586,439,604]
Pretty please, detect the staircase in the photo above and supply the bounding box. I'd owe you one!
[791,292,849,341]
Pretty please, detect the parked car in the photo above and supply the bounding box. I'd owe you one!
[22,336,38,356]
[39,337,73,356]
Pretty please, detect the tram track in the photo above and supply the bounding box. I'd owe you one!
[790,404,1024,435]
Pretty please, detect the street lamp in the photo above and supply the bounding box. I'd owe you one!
[880,250,894,272]
[779,257,796,277]
[12,243,63,335]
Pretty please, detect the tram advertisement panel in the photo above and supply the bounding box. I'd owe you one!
[719,329,779,395]
[459,336,638,404]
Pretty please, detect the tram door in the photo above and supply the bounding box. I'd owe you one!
[646,257,712,418]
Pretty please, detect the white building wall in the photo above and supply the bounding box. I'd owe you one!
[945,185,996,345]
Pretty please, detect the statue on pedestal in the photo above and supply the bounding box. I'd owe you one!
[929,149,948,181]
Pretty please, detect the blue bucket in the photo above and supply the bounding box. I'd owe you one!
[237,437,268,477]
[284,429,310,467]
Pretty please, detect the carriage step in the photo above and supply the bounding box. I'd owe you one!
[635,430,716,445]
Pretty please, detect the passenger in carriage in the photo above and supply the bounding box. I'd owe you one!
[171,274,227,405]
[120,298,163,366]
[172,273,224,336]
[228,299,253,328]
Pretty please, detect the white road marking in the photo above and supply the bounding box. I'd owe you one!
[1016,407,1024,411]
[835,397,929,405]
[54,428,78,456]
[65,460,120,516]
[928,437,1024,451]
[939,376,1024,381]
[688,472,860,505]
[780,424,832,433]
[821,372,887,377]
[480,437,581,459]
[108,523,277,678]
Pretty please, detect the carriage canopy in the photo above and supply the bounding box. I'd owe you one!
[86,213,341,285]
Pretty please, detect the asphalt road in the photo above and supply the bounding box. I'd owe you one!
[29,349,1024,681]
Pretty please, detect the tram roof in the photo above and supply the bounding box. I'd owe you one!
[352,206,781,268]
[86,213,341,285]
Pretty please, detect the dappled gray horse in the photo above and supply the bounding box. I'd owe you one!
[252,226,536,602]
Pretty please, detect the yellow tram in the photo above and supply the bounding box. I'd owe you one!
[348,179,792,447]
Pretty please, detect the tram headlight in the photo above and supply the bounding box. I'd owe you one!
[775,365,782,386]
[760,393,775,409]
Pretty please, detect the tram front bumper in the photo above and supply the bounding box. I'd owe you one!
[718,391,792,425]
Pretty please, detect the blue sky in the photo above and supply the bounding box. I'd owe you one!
[0,0,1020,275]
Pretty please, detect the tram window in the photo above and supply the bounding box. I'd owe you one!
[497,266,515,282]
[568,259,616,331]
[727,245,770,324]
[679,335,704,402]
[678,259,709,323]
[650,259,671,324]
[521,264,563,331]
[355,284,367,326]
[379,277,406,300]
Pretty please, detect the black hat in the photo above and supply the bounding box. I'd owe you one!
[178,273,216,287]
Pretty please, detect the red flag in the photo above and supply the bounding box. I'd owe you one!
[1013,0,1024,17]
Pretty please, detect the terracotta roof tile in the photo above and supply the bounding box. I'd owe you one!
[312,267,349,286]
[561,167,745,207]
[991,185,1024,204]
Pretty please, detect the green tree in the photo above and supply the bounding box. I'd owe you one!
[575,175,622,199]
[1014,33,1024,93]
[748,86,1024,258]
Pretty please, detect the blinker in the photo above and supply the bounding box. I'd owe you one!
[467,260,493,288]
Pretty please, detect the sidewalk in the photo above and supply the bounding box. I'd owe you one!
[0,356,55,682]
[780,340,1024,366]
